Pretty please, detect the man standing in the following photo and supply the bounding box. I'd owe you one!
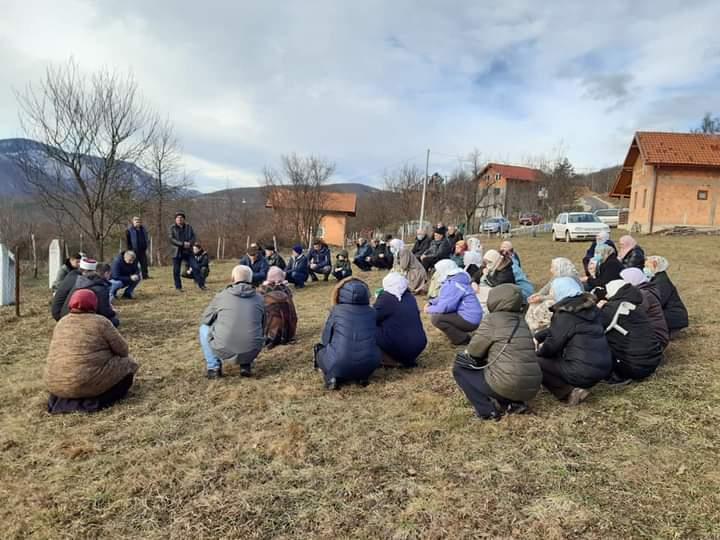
[169,212,206,291]
[126,216,150,279]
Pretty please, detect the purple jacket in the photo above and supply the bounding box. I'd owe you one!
[426,272,483,325]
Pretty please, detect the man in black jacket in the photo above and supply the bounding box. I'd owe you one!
[420,226,452,271]
[126,216,150,279]
[52,259,119,327]
[411,228,431,260]
[170,212,206,291]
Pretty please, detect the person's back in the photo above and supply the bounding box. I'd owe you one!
[653,271,689,332]
[635,281,669,348]
[61,271,117,325]
[51,269,81,320]
[600,282,662,380]
[432,272,483,325]
[375,288,427,366]
[259,282,297,347]
[469,285,541,403]
[316,278,380,388]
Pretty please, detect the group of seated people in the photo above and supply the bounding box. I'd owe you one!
[43,228,689,422]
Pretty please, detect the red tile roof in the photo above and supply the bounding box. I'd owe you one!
[266,189,357,216]
[611,131,720,197]
[479,163,540,182]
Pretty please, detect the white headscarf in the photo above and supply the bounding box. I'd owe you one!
[605,279,627,299]
[466,237,483,254]
[433,259,462,285]
[463,250,483,269]
[389,238,404,255]
[383,272,408,301]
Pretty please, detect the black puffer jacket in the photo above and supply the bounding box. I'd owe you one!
[412,235,431,257]
[422,238,451,261]
[536,293,612,388]
[621,246,645,269]
[59,274,117,323]
[652,271,689,332]
[587,257,624,296]
[485,262,516,287]
[51,270,81,320]
[600,284,663,380]
[636,281,669,348]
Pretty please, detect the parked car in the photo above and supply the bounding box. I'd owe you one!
[594,208,620,227]
[482,217,511,234]
[552,212,610,242]
[519,212,543,226]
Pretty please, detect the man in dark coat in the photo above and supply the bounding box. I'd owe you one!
[353,238,374,271]
[315,277,381,390]
[371,237,394,270]
[52,252,83,291]
[126,216,150,279]
[420,226,452,271]
[239,243,269,287]
[308,240,332,281]
[52,259,119,327]
[169,212,205,291]
[184,244,210,280]
[535,278,612,404]
[286,245,309,288]
[447,225,464,251]
[599,280,663,383]
[411,229,431,259]
[110,251,142,300]
[264,246,286,270]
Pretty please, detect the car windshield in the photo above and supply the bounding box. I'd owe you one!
[486,218,500,223]
[569,214,600,223]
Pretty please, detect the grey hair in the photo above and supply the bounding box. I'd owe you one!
[232,265,252,283]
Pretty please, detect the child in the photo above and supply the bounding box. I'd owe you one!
[333,249,352,281]
[314,277,381,390]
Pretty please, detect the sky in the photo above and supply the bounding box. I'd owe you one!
[1,0,719,192]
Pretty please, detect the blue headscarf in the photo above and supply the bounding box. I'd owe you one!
[551,277,583,303]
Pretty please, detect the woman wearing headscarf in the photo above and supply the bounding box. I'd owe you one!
[599,280,663,384]
[427,258,458,299]
[585,243,623,298]
[463,250,484,283]
[644,256,688,337]
[258,266,298,348]
[618,235,645,269]
[500,241,533,301]
[582,231,617,276]
[425,263,483,345]
[526,258,582,333]
[620,267,669,349]
[480,249,515,288]
[374,272,427,368]
[45,289,139,414]
[391,238,428,294]
[453,284,542,420]
[451,240,468,267]
[535,277,612,405]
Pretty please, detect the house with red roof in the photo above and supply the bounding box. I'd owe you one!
[610,131,720,232]
[476,163,543,220]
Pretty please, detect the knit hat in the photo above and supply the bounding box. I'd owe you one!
[434,226,447,236]
[266,266,286,284]
[68,289,98,313]
[293,244,303,254]
[79,257,97,271]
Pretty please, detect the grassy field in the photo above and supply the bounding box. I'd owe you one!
[0,234,718,539]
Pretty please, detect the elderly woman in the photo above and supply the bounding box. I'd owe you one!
[618,235,645,269]
[453,284,542,420]
[526,258,582,333]
[644,256,689,338]
[463,250,484,282]
[585,244,623,298]
[480,249,515,287]
[500,240,521,267]
[374,273,427,368]
[620,268,669,349]
[582,231,617,276]
[45,289,139,414]
[534,277,612,405]
[391,239,428,294]
[425,263,483,346]
[500,241,533,301]
[451,240,468,267]
[259,267,298,349]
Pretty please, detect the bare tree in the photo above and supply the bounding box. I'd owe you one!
[14,59,158,260]
[383,164,425,224]
[540,156,580,216]
[692,112,720,134]
[264,154,335,244]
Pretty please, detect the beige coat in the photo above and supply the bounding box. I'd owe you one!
[396,248,428,294]
[45,313,138,398]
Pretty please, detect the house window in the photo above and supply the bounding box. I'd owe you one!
[493,187,501,196]
[698,190,709,200]
[495,173,501,181]
[484,174,490,180]
[642,189,647,208]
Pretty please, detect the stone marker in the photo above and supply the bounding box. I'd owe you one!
[48,239,61,289]
[0,243,16,306]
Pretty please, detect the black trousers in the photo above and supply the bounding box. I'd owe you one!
[173,253,205,289]
[47,374,135,414]
[453,365,518,418]
[537,356,574,400]
[136,250,149,278]
[354,259,372,272]
[431,313,479,345]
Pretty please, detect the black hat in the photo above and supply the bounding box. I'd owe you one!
[434,226,447,236]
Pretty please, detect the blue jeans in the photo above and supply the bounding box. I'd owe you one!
[199,324,221,370]
[110,278,139,299]
[174,253,205,290]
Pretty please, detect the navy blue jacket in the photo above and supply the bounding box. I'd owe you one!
[374,291,427,366]
[126,225,148,253]
[354,243,373,262]
[286,254,309,283]
[239,254,269,286]
[317,279,381,383]
[309,246,331,268]
[111,252,140,285]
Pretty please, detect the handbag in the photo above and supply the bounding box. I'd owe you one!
[454,318,522,371]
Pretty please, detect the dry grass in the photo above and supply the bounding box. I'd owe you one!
[1,235,719,539]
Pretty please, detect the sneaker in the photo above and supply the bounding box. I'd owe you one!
[206,368,222,379]
[477,411,502,421]
[240,365,252,377]
[325,377,339,390]
[567,387,590,406]
[506,402,530,415]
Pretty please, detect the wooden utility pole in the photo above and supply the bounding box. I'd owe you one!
[14,246,20,317]
[419,148,430,228]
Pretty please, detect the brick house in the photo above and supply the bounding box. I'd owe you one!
[265,189,357,247]
[610,131,720,232]
[477,163,543,220]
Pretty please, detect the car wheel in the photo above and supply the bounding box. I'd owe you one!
[565,231,571,243]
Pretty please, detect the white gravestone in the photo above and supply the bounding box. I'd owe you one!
[48,239,62,290]
[0,244,16,306]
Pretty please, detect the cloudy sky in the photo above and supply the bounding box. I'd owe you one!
[1,0,719,192]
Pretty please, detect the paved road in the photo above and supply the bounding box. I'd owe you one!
[582,195,612,211]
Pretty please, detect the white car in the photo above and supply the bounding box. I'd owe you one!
[552,212,610,242]
[594,208,620,227]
